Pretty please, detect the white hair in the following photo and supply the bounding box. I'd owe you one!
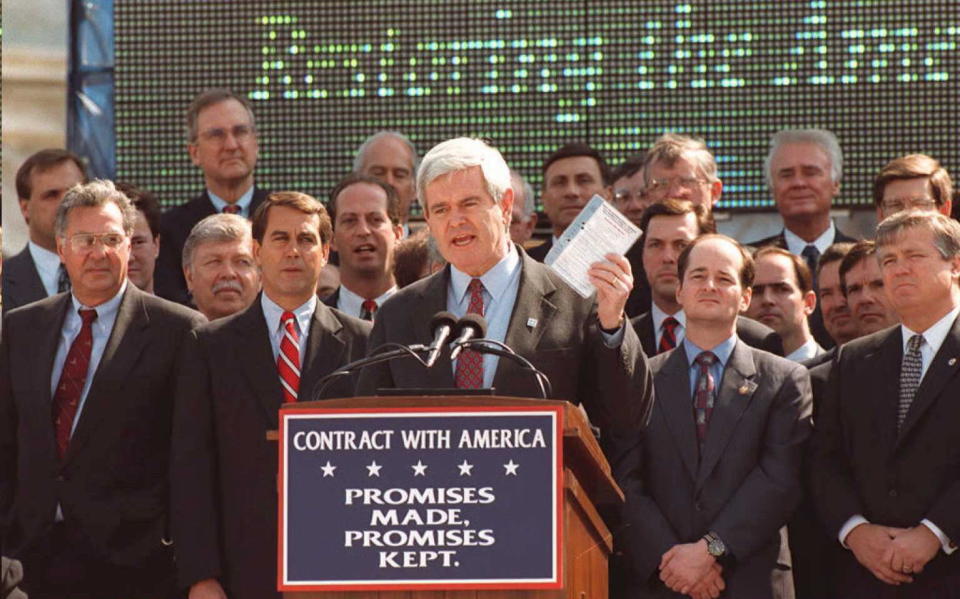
[764,128,843,188]
[510,168,536,218]
[353,130,419,173]
[417,137,512,212]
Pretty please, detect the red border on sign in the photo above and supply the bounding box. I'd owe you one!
[277,405,564,592]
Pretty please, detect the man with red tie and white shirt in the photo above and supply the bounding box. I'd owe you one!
[170,192,370,599]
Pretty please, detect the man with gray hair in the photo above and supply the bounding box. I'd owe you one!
[643,133,723,214]
[182,213,261,320]
[749,128,857,349]
[358,137,653,480]
[508,168,538,245]
[157,88,270,306]
[812,210,960,597]
[353,130,418,236]
[0,180,205,597]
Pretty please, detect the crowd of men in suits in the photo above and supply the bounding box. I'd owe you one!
[1,87,958,599]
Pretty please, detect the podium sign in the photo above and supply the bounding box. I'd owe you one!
[278,405,564,592]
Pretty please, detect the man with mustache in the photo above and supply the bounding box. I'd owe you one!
[747,246,823,362]
[181,213,261,320]
[156,88,269,305]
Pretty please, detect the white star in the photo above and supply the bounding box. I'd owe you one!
[320,461,336,477]
[411,460,428,476]
[366,461,382,477]
[457,460,474,476]
[504,460,519,476]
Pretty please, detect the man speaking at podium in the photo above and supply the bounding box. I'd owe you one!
[357,137,653,462]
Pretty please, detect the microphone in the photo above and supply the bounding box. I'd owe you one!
[424,311,458,367]
[449,314,488,361]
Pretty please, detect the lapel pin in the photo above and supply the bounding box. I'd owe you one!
[738,384,749,395]
[527,318,538,328]
[950,358,957,366]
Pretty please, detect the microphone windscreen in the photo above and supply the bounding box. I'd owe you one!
[458,313,487,338]
[430,311,458,335]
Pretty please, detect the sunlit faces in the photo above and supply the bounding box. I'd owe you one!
[676,238,751,326]
[877,226,960,321]
[185,238,260,320]
[818,260,858,344]
[57,203,131,306]
[879,177,944,219]
[645,156,719,209]
[19,160,86,250]
[331,182,402,278]
[255,206,329,305]
[423,166,513,277]
[769,142,839,221]
[541,156,608,235]
[188,98,258,188]
[358,135,417,223]
[642,213,700,308]
[843,256,898,335]
[128,212,159,292]
[746,253,815,339]
[612,169,649,227]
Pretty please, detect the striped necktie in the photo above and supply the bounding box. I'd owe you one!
[277,311,301,403]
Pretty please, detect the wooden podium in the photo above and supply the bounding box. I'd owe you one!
[279,395,624,599]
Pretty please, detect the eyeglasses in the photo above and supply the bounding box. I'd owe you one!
[881,198,938,213]
[647,176,710,195]
[66,233,127,252]
[197,124,255,144]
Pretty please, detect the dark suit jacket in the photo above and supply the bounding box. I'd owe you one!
[170,297,370,599]
[155,187,269,305]
[356,250,653,443]
[321,287,340,309]
[810,319,960,595]
[525,237,552,262]
[620,341,812,598]
[0,286,205,568]
[632,312,784,358]
[747,226,858,351]
[1,247,47,313]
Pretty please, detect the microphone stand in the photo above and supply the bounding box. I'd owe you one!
[450,338,553,399]
[310,342,430,401]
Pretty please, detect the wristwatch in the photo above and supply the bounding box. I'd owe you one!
[703,531,727,559]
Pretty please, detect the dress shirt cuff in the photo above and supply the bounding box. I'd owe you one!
[839,515,869,548]
[921,519,958,555]
[599,321,625,348]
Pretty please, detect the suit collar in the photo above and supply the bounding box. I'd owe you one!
[696,340,758,487]
[898,312,960,444]
[66,285,152,462]
[299,302,347,403]
[494,252,558,391]
[657,345,700,481]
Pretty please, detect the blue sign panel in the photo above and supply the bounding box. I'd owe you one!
[278,406,563,591]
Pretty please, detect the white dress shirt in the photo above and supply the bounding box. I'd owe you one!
[29,241,64,297]
[261,293,316,362]
[651,303,686,349]
[337,285,397,319]
[783,220,837,257]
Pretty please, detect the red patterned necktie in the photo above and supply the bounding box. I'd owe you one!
[455,278,485,389]
[222,204,241,215]
[693,351,717,448]
[277,311,301,403]
[659,316,679,353]
[360,299,377,321]
[52,308,98,460]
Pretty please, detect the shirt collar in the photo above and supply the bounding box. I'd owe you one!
[261,292,317,335]
[785,337,823,362]
[450,244,520,305]
[339,284,397,312]
[901,304,960,356]
[783,220,836,256]
[208,185,255,216]
[682,333,737,369]
[651,303,685,333]
[70,280,127,319]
